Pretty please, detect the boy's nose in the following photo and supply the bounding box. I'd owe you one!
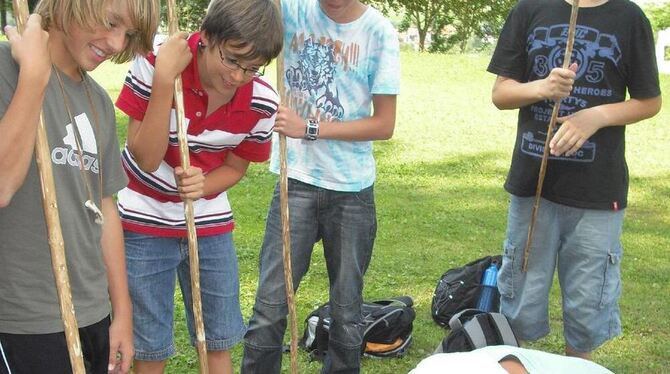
[231,68,246,83]
[107,29,129,55]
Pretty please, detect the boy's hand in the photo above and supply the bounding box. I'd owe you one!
[4,14,50,85]
[540,62,578,102]
[154,32,192,86]
[550,106,607,157]
[274,105,307,139]
[108,315,133,374]
[175,166,205,201]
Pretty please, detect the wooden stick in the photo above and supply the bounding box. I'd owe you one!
[11,0,85,372]
[522,0,581,272]
[273,1,299,372]
[165,1,208,372]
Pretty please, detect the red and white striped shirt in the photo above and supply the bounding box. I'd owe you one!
[116,32,278,237]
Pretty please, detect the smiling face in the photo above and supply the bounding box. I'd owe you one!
[37,0,159,78]
[54,2,135,75]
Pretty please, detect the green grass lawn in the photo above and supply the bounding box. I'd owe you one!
[91,51,670,373]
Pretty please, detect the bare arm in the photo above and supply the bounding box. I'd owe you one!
[0,16,50,207]
[273,94,397,141]
[174,152,250,201]
[125,33,191,172]
[100,197,133,373]
[491,64,577,110]
[550,95,662,156]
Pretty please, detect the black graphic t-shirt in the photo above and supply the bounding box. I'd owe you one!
[488,0,660,210]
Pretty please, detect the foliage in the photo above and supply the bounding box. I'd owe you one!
[169,0,209,32]
[430,0,515,53]
[367,0,513,53]
[646,3,670,32]
[369,0,448,52]
[92,51,670,373]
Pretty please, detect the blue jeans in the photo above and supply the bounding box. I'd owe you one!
[498,195,624,352]
[242,179,377,374]
[125,231,246,361]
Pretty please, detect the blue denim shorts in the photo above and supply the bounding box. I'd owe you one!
[498,195,624,352]
[125,231,246,361]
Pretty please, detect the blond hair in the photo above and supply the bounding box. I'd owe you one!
[35,0,159,63]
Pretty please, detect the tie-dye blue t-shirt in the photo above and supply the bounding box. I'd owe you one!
[269,0,400,192]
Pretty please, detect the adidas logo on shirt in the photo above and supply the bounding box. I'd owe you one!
[51,113,99,174]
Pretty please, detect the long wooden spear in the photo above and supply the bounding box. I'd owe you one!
[522,0,581,272]
[11,0,85,372]
[165,1,208,372]
[273,0,299,372]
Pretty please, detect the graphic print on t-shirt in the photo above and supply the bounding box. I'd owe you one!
[285,34,361,123]
[524,24,622,163]
[52,113,99,174]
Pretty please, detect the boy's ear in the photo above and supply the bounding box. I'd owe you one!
[199,32,210,48]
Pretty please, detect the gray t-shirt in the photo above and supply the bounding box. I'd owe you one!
[0,43,128,334]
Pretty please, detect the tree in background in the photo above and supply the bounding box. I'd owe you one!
[366,0,513,53]
[171,0,209,32]
[430,0,515,53]
[366,0,447,52]
[646,2,670,32]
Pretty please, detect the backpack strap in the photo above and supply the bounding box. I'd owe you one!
[461,315,488,349]
[448,308,482,330]
[489,312,519,347]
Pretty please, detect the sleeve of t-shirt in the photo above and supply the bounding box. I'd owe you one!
[369,19,400,95]
[231,113,274,162]
[115,53,157,121]
[624,9,661,99]
[487,2,529,81]
[100,94,129,197]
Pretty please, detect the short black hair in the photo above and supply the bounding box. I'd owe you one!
[201,0,283,64]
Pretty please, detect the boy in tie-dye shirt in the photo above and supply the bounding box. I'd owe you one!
[242,1,400,373]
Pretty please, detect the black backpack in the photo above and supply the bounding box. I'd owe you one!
[431,255,502,327]
[300,296,415,360]
[435,309,519,353]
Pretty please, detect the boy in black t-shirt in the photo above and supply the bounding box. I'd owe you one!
[488,0,661,360]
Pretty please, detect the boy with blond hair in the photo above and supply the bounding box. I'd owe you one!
[0,0,159,373]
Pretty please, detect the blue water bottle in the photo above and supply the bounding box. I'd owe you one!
[476,263,499,312]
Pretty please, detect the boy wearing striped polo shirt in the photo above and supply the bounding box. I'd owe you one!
[114,0,282,372]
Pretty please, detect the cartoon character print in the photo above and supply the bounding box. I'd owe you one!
[286,38,344,121]
[523,24,622,163]
[528,24,621,94]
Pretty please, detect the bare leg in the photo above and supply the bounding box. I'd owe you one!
[133,360,167,374]
[207,350,233,374]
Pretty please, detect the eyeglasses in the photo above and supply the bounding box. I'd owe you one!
[218,47,265,78]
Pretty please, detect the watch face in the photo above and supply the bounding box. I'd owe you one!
[305,119,319,140]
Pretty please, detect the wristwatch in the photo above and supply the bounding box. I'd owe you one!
[304,118,319,141]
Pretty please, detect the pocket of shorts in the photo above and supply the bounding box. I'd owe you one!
[598,246,623,309]
[497,241,517,299]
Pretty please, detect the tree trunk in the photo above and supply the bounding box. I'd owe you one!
[418,28,426,52]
